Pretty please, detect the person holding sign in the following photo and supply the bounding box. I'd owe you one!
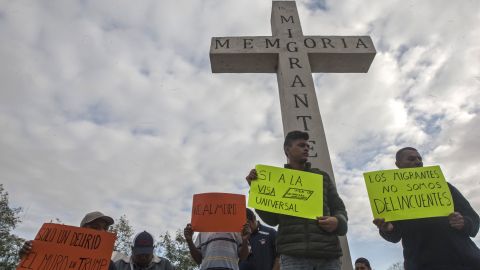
[245,131,348,270]
[183,223,250,270]
[373,147,480,270]
[114,231,175,270]
[18,211,117,270]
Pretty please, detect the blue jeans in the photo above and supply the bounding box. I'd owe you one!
[280,255,341,270]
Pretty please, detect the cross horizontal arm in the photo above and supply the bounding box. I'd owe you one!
[210,36,281,73]
[303,36,376,73]
[210,35,376,73]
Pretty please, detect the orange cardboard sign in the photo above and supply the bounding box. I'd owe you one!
[17,223,115,270]
[191,192,246,232]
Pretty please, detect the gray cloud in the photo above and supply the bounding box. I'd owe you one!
[1,0,479,269]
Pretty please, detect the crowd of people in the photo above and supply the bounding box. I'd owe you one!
[18,130,480,270]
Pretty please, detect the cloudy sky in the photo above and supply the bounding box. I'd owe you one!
[1,0,479,268]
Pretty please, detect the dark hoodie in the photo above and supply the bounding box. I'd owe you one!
[380,183,480,270]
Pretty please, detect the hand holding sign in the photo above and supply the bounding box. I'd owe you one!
[245,169,257,186]
[19,241,33,260]
[373,218,394,232]
[317,216,338,232]
[184,223,194,241]
[448,212,465,230]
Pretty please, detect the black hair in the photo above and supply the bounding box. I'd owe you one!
[395,147,419,161]
[355,257,371,269]
[283,130,309,156]
[246,208,256,221]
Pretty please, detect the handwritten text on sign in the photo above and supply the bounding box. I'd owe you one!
[17,223,115,270]
[363,165,454,222]
[191,193,246,232]
[248,164,323,219]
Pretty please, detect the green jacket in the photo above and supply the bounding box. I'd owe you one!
[255,163,348,259]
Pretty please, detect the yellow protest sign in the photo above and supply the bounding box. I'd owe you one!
[363,165,454,221]
[248,164,323,219]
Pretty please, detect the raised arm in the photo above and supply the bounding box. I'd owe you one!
[183,223,202,265]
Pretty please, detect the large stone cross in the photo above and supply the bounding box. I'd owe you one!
[210,1,375,269]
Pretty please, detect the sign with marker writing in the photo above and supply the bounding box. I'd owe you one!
[363,165,454,222]
[248,164,323,219]
[17,223,115,270]
[191,192,246,232]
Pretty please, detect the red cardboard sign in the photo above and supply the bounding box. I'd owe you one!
[191,192,246,232]
[17,223,115,270]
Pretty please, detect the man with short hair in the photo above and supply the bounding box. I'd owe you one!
[246,130,348,270]
[373,147,480,270]
[239,208,279,270]
[184,223,250,270]
[354,257,371,270]
[114,231,175,270]
[19,211,117,270]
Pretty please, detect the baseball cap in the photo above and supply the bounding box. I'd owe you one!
[80,211,114,227]
[132,231,155,255]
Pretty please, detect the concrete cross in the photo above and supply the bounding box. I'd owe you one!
[210,2,375,269]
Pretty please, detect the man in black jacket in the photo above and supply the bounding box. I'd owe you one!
[239,208,279,270]
[373,147,480,270]
[246,130,347,270]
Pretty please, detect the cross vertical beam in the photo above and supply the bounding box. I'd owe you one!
[210,2,376,269]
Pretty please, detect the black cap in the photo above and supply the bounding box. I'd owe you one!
[132,231,154,255]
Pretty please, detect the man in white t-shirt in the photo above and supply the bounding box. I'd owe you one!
[184,223,250,270]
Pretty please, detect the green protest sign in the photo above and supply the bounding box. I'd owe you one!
[248,164,323,219]
[363,165,453,221]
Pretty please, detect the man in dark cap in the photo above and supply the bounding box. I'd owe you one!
[373,147,480,270]
[19,211,117,270]
[245,130,348,270]
[239,208,279,270]
[114,231,175,270]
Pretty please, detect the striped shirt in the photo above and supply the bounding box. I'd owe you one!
[195,232,242,270]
